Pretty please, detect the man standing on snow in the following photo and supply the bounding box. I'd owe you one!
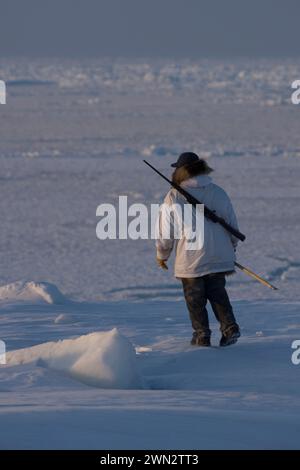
[156,152,240,347]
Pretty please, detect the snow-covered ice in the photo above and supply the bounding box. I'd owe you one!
[0,281,66,305]
[7,328,141,389]
[0,58,300,449]
[0,281,299,449]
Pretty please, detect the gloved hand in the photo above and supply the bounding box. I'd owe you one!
[156,258,168,270]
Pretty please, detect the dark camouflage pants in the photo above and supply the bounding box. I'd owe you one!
[181,273,239,338]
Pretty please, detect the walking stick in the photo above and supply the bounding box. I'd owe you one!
[234,262,278,290]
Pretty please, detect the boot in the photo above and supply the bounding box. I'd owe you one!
[219,325,240,347]
[191,332,211,347]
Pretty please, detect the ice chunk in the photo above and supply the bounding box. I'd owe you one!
[0,281,66,305]
[7,329,141,389]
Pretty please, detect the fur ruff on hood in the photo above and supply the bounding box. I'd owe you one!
[172,159,213,186]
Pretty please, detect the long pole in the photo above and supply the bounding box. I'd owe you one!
[234,262,278,290]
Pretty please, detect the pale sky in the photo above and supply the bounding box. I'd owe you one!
[0,0,298,57]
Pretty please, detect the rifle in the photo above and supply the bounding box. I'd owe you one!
[144,159,278,291]
[144,159,246,241]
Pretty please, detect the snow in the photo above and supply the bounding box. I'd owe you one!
[0,281,66,305]
[2,57,298,106]
[0,282,299,449]
[54,313,73,324]
[1,60,300,302]
[0,57,300,449]
[7,328,141,389]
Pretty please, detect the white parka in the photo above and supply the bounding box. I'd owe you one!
[156,174,239,278]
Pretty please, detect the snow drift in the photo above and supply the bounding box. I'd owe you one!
[0,281,66,305]
[6,329,141,389]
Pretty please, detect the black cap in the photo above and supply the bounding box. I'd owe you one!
[171,152,200,168]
